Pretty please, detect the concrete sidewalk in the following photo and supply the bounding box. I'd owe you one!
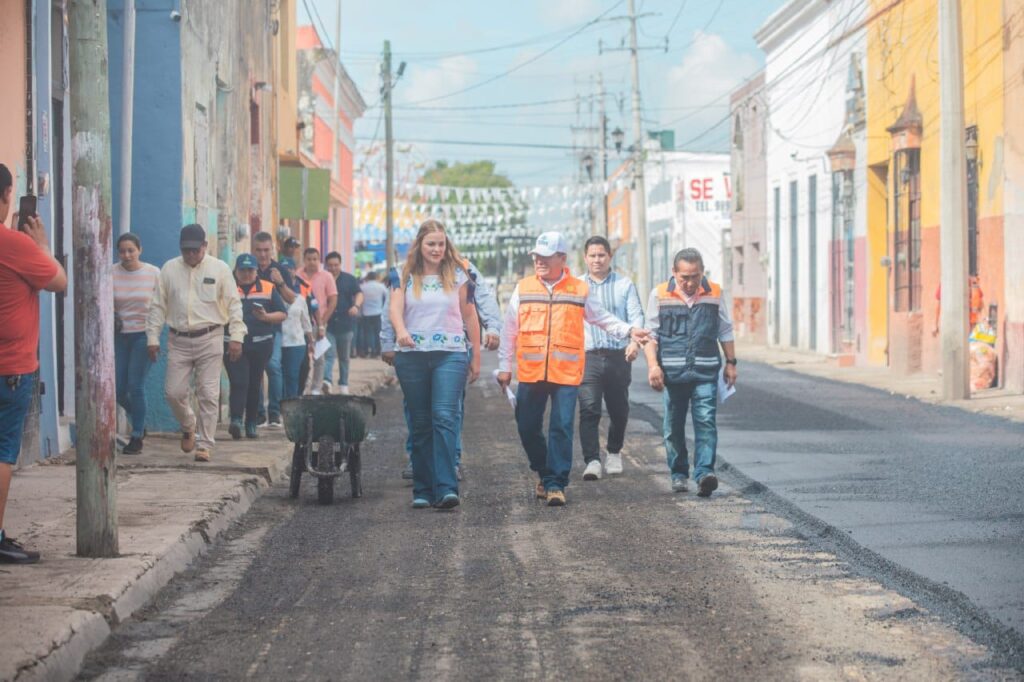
[0,358,394,682]
[740,343,1024,423]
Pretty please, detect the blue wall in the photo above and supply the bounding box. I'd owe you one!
[108,0,184,432]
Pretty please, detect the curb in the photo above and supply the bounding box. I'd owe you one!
[12,468,276,682]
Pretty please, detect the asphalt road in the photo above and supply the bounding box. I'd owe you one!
[630,359,1024,647]
[78,355,1021,680]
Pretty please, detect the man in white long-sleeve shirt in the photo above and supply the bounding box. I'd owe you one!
[497,232,649,506]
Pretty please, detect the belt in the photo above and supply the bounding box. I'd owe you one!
[587,348,625,356]
[169,324,220,338]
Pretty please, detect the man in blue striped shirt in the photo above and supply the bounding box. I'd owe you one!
[578,236,646,480]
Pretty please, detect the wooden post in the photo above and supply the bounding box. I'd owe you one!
[69,0,118,557]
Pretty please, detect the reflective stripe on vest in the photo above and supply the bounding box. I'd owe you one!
[516,270,589,386]
[655,277,722,384]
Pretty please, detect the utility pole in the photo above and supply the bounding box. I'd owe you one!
[331,0,342,250]
[69,0,118,557]
[119,0,135,235]
[627,0,649,293]
[382,40,395,270]
[598,73,609,238]
[939,0,969,400]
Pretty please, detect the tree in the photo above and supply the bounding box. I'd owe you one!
[421,160,513,188]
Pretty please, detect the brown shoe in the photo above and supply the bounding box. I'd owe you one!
[181,432,196,453]
[194,448,211,463]
[535,481,547,500]
[546,490,566,506]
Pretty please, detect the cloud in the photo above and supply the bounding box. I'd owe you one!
[662,32,760,149]
[396,55,480,107]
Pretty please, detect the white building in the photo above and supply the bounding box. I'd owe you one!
[755,0,868,354]
[644,151,731,287]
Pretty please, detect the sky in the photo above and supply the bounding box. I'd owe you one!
[302,0,786,189]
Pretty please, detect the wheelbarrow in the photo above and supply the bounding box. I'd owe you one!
[280,395,376,505]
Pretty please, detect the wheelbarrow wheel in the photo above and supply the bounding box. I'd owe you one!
[289,443,304,499]
[317,475,335,505]
[349,443,363,498]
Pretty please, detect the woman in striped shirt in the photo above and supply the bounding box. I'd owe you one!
[113,233,160,454]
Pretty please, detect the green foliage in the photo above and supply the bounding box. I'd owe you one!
[420,160,513,188]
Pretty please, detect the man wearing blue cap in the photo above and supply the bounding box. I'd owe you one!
[226,254,288,439]
[147,224,246,462]
[497,231,650,506]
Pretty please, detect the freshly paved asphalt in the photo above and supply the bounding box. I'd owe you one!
[630,359,1024,644]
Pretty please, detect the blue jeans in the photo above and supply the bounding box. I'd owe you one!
[394,351,467,503]
[0,373,35,464]
[259,331,283,420]
[281,345,306,399]
[115,331,152,438]
[515,381,579,492]
[325,330,354,386]
[663,380,718,482]
[404,350,468,465]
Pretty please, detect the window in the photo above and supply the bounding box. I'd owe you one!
[966,125,979,276]
[790,181,799,346]
[893,149,922,311]
[831,170,856,350]
[808,174,817,350]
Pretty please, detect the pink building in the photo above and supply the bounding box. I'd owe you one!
[296,26,366,266]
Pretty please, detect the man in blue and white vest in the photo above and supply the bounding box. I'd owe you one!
[643,248,738,497]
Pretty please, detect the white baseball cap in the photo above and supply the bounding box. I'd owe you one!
[529,231,568,257]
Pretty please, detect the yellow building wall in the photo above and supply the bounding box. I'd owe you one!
[866,0,1005,370]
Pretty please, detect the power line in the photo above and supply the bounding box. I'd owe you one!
[356,135,577,150]
[394,96,581,112]
[399,0,625,106]
[664,0,689,39]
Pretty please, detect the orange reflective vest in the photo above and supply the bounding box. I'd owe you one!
[516,270,589,386]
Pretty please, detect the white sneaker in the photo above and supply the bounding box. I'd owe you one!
[605,452,624,475]
[338,385,350,395]
[321,381,332,395]
[583,459,603,481]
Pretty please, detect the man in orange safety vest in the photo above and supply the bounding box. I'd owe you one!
[497,232,650,506]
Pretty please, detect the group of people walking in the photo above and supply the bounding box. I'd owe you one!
[385,220,738,510]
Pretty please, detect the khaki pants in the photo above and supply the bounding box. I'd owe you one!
[165,331,224,450]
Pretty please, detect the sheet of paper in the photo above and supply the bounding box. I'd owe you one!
[492,369,517,409]
[718,367,736,404]
[313,337,331,360]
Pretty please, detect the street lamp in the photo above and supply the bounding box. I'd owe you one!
[611,127,624,154]
[582,153,595,181]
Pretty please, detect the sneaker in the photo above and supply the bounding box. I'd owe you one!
[180,431,195,453]
[194,448,211,463]
[401,462,414,480]
[535,481,547,499]
[256,415,268,427]
[546,490,566,506]
[267,417,283,429]
[412,498,431,509]
[582,459,603,481]
[671,476,688,493]
[122,437,144,455]
[228,420,242,441]
[321,381,332,395]
[435,493,460,510]
[245,422,259,439]
[605,452,624,475]
[0,534,40,564]
[338,385,350,395]
[697,474,719,498]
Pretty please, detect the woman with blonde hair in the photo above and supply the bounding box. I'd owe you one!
[390,219,480,509]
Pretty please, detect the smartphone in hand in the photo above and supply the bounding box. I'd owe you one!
[17,195,37,231]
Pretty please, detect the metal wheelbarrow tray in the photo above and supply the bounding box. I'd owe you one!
[280,395,376,505]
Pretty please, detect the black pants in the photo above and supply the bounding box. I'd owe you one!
[357,315,382,357]
[578,349,632,463]
[225,340,274,425]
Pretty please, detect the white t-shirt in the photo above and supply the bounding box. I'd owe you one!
[398,270,468,352]
[113,262,160,333]
[282,294,312,347]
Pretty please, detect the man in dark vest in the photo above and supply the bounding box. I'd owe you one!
[643,248,737,497]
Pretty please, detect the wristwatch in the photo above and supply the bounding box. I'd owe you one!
[725,358,738,366]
